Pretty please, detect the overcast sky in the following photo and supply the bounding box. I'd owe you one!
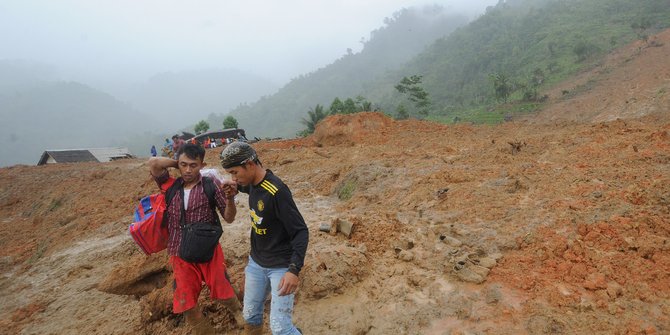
[0,0,497,84]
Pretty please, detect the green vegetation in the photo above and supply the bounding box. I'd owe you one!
[299,104,328,136]
[299,95,377,135]
[328,96,374,115]
[223,115,239,129]
[369,0,670,122]
[194,120,210,134]
[396,103,409,120]
[227,7,469,137]
[226,0,670,137]
[337,179,357,201]
[489,73,513,104]
[394,75,430,117]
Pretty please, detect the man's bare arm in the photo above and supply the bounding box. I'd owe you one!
[222,197,236,223]
[148,157,178,177]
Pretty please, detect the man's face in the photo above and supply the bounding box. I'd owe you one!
[178,154,205,184]
[225,163,253,186]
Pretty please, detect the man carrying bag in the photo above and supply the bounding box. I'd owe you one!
[149,143,243,334]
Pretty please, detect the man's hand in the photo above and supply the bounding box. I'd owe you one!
[220,179,238,223]
[277,272,299,296]
[220,180,238,199]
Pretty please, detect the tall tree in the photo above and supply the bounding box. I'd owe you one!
[300,104,328,135]
[395,75,431,116]
[194,120,210,134]
[329,97,344,114]
[343,98,357,114]
[223,115,239,129]
[355,95,373,112]
[489,73,513,103]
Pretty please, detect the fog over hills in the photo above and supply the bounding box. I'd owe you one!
[0,59,277,166]
[126,69,278,128]
[228,5,470,137]
[0,1,498,167]
[0,79,148,166]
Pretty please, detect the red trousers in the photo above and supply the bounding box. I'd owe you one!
[169,244,236,313]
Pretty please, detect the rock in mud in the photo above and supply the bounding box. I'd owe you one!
[441,235,463,247]
[452,261,486,284]
[477,256,497,269]
[468,263,490,278]
[398,250,414,262]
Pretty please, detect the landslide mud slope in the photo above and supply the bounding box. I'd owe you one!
[1,31,669,335]
[530,29,670,123]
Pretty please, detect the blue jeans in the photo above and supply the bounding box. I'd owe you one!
[243,257,301,335]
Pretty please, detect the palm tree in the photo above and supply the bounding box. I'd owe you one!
[301,104,328,134]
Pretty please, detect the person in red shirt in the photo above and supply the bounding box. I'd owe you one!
[149,143,242,334]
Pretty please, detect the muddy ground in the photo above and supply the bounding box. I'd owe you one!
[1,30,669,335]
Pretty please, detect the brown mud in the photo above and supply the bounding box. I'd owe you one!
[1,30,669,334]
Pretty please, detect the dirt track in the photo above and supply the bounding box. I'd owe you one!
[1,30,669,334]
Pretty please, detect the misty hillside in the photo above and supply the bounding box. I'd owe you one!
[226,0,670,137]
[127,69,279,128]
[0,59,59,92]
[225,6,469,138]
[0,61,280,166]
[372,0,670,122]
[0,81,150,166]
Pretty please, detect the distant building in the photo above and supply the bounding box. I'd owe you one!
[37,147,134,166]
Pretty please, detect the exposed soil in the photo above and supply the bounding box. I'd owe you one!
[1,30,669,334]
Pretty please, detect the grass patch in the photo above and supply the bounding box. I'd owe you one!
[430,101,545,125]
[337,179,357,201]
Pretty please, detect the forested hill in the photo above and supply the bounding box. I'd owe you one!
[225,0,670,138]
[371,0,670,122]
[224,6,469,138]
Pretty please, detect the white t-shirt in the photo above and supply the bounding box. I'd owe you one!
[183,189,191,210]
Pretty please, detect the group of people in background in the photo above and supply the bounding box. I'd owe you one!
[152,132,249,158]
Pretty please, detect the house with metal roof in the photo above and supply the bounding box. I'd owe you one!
[37,147,133,165]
